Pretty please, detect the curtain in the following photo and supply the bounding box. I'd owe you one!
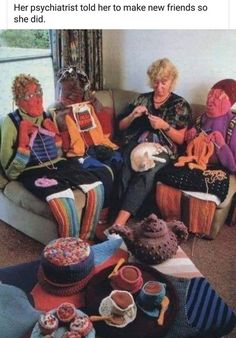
[50,30,103,90]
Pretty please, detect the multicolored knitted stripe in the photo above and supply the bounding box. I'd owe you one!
[47,197,81,237]
[186,277,236,335]
[80,184,104,241]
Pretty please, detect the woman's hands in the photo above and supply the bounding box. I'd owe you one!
[131,105,148,119]
[119,105,148,130]
[148,114,169,130]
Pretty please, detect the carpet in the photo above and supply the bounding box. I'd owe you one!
[0,220,235,337]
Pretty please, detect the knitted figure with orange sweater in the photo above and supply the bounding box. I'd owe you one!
[0,74,104,241]
[49,65,123,212]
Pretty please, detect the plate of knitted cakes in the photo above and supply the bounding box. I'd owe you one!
[31,302,95,338]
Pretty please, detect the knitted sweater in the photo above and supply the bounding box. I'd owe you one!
[0,110,63,180]
[200,111,236,173]
[65,102,118,157]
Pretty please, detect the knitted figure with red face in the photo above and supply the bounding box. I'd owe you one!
[0,74,104,240]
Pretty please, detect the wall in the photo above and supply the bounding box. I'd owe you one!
[103,30,236,106]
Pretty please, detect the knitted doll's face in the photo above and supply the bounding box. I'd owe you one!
[206,88,231,118]
[59,78,84,105]
[17,83,43,117]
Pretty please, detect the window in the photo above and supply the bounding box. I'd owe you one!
[0,30,54,117]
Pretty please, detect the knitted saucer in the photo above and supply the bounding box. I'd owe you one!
[38,237,95,295]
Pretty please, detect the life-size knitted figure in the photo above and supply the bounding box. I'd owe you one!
[158,79,236,235]
[0,74,105,240]
[50,65,122,210]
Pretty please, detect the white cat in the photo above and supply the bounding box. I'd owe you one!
[130,142,169,172]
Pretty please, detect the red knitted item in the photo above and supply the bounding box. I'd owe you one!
[31,248,129,312]
[156,183,182,221]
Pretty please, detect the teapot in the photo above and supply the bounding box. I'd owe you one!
[110,214,188,265]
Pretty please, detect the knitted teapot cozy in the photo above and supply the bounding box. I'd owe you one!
[110,214,188,265]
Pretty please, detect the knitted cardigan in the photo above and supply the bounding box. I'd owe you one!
[0,109,62,180]
[65,103,118,157]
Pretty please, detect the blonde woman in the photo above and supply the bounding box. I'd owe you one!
[113,58,192,227]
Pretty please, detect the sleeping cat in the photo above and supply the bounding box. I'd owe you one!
[130,142,169,172]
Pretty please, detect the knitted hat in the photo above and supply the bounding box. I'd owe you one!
[38,237,95,295]
[212,79,236,106]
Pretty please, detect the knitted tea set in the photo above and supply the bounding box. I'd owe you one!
[30,215,187,337]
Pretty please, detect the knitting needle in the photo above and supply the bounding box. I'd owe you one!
[200,129,221,149]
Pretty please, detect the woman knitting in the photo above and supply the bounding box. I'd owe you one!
[0,74,105,241]
[111,58,192,227]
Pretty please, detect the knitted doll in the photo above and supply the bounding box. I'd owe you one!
[0,74,104,240]
[185,78,236,173]
[49,65,123,217]
[53,65,118,156]
[174,132,214,171]
[157,79,236,235]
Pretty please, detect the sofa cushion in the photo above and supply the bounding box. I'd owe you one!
[3,181,53,220]
[3,181,86,222]
[112,89,139,117]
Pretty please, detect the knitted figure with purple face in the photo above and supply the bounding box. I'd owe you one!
[159,79,236,200]
[186,78,236,173]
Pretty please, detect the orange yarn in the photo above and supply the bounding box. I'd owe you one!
[175,132,214,171]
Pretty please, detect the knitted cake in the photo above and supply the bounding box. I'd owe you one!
[57,302,76,323]
[38,312,59,335]
[38,237,95,295]
[62,332,82,338]
[70,315,93,335]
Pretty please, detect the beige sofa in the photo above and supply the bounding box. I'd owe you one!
[0,89,235,244]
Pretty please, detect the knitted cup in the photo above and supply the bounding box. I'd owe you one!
[110,265,143,294]
[136,281,166,317]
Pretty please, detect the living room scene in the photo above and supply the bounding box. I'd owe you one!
[0,29,235,338]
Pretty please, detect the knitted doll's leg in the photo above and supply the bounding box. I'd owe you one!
[80,183,104,241]
[186,277,236,337]
[46,189,81,237]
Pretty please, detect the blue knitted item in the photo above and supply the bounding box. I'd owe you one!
[92,238,123,265]
[186,277,236,337]
[0,284,41,338]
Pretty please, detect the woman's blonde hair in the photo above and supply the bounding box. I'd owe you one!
[147,58,178,90]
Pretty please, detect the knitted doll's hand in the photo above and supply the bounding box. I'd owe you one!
[43,118,61,144]
[43,118,58,134]
[206,131,225,148]
[184,127,197,143]
[18,120,37,149]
